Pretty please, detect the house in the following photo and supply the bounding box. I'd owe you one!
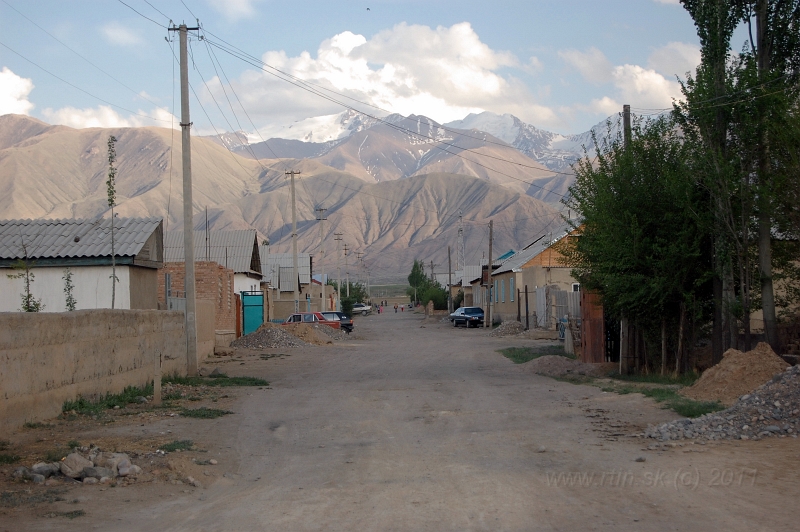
[0,217,163,312]
[260,246,327,320]
[164,230,263,294]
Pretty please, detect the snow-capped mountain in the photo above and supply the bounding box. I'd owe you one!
[445,112,620,173]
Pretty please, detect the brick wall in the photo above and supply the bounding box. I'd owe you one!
[158,262,236,332]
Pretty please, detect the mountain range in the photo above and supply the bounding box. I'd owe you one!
[0,110,609,282]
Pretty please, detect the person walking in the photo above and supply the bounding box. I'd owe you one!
[394,304,398,313]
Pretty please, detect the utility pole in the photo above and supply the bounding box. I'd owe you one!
[316,207,327,309]
[343,243,350,297]
[286,170,301,313]
[429,260,437,282]
[485,220,493,329]
[623,104,631,147]
[334,232,343,310]
[448,246,453,313]
[457,211,465,271]
[620,104,631,373]
[169,22,200,376]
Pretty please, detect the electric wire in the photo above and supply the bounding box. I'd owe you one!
[115,0,168,28]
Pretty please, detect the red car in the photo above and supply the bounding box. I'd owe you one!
[282,312,341,330]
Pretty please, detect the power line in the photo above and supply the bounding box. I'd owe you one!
[115,0,168,28]
[0,39,173,124]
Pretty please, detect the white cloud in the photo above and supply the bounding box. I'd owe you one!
[101,21,144,47]
[205,22,561,131]
[0,67,34,115]
[648,41,701,78]
[41,105,177,129]
[654,0,681,4]
[205,0,258,21]
[558,47,613,83]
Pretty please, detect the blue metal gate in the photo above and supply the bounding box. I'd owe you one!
[241,291,264,335]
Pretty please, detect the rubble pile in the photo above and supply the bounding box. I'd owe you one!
[12,448,142,486]
[645,364,800,442]
[231,323,307,349]
[489,321,526,337]
[311,324,349,341]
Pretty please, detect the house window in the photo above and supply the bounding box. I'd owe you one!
[510,278,515,302]
[572,283,580,292]
[500,280,505,303]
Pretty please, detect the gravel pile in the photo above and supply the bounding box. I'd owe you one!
[311,323,349,341]
[231,324,307,349]
[645,364,800,442]
[489,321,525,337]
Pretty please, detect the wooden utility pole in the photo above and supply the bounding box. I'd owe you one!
[286,170,301,313]
[448,246,453,313]
[334,233,343,309]
[524,285,530,330]
[623,104,631,146]
[169,23,200,375]
[620,104,632,374]
[316,207,326,309]
[485,220,493,328]
[343,243,350,297]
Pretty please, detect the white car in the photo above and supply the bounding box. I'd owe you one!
[352,303,372,316]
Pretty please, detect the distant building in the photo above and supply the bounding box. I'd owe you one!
[0,217,163,312]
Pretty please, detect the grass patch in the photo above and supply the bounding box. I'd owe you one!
[160,440,194,452]
[180,407,233,419]
[600,382,724,418]
[0,440,9,451]
[0,454,20,465]
[67,440,81,449]
[164,374,268,387]
[62,383,153,416]
[45,510,85,519]
[43,448,68,462]
[606,371,700,386]
[498,345,575,364]
[23,422,52,429]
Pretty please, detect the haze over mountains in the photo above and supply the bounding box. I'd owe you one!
[0,110,604,282]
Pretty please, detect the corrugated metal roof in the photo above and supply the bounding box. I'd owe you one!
[260,246,311,288]
[164,230,261,275]
[0,217,162,260]
[493,223,573,275]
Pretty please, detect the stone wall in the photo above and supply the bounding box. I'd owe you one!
[0,309,187,433]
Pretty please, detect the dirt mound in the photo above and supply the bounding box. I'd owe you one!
[522,355,609,378]
[681,342,789,406]
[489,321,525,337]
[281,323,333,345]
[309,323,349,341]
[231,323,307,349]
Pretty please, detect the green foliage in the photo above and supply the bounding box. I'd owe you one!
[419,284,448,310]
[23,422,52,429]
[498,345,575,364]
[328,281,368,304]
[405,259,447,308]
[160,440,193,452]
[67,440,81,449]
[63,268,76,311]
[453,289,464,309]
[7,258,44,312]
[0,440,9,451]
[0,454,20,465]
[340,297,355,316]
[43,448,67,462]
[62,383,154,415]
[106,135,117,208]
[180,407,233,419]
[163,374,268,387]
[607,371,700,387]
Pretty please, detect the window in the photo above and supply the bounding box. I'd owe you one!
[572,283,580,292]
[510,278,515,301]
[500,280,505,303]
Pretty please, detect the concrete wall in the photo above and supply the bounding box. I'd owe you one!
[0,265,139,312]
[129,267,158,310]
[196,299,215,359]
[0,309,187,433]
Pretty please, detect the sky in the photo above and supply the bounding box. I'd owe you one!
[0,0,717,138]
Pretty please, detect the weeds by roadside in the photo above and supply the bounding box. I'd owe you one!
[164,374,268,387]
[160,440,194,452]
[180,407,233,419]
[606,371,700,387]
[62,384,154,416]
[498,345,575,364]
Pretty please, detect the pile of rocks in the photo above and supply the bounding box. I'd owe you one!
[231,324,307,349]
[311,324,349,341]
[489,321,526,337]
[645,364,800,442]
[12,448,141,485]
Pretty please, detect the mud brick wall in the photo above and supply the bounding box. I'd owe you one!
[159,262,236,332]
[0,310,187,432]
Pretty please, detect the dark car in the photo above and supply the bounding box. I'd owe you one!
[321,311,354,333]
[450,306,484,328]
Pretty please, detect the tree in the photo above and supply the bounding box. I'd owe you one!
[7,239,44,312]
[63,268,76,311]
[407,260,428,304]
[565,116,712,373]
[328,280,368,303]
[107,135,119,309]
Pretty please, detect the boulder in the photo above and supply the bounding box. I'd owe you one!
[60,453,92,479]
[31,462,60,478]
[82,466,114,480]
[94,452,130,476]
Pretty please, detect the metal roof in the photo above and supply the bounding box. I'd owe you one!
[164,230,261,275]
[492,223,573,275]
[260,246,311,288]
[0,217,162,260]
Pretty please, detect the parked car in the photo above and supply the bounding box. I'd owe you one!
[352,303,372,316]
[450,306,485,328]
[321,311,354,333]
[282,312,341,330]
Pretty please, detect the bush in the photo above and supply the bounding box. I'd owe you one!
[420,286,448,310]
[341,297,355,316]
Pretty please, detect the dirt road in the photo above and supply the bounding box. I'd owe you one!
[4,311,798,531]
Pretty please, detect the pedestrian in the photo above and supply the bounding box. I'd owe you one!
[394,304,398,313]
